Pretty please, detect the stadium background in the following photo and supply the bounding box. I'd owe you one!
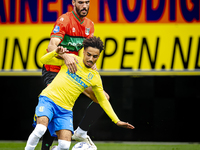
[0,0,200,142]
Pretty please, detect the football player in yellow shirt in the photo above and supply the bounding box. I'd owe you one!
[25,36,134,150]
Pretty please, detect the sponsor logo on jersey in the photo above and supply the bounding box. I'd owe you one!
[72,27,75,33]
[53,25,60,33]
[60,17,64,21]
[66,70,88,88]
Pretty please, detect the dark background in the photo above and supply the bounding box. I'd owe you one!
[1,76,200,142]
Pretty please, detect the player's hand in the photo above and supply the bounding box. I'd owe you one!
[55,46,68,55]
[116,121,135,129]
[91,63,97,71]
[62,54,79,73]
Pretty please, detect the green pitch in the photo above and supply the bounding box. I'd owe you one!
[0,141,199,150]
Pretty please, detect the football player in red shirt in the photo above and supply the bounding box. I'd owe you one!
[41,1,109,150]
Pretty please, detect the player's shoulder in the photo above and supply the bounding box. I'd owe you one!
[90,69,100,78]
[84,17,93,23]
[68,54,81,60]
[91,70,102,85]
[68,53,78,57]
[60,11,72,18]
[84,17,94,26]
[56,12,72,23]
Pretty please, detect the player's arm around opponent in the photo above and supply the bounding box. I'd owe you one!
[48,37,110,103]
[47,37,78,73]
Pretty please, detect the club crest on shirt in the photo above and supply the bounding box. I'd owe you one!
[66,70,88,89]
[87,73,94,81]
[85,28,90,35]
[39,106,44,112]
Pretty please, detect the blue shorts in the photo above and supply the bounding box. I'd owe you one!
[34,95,74,137]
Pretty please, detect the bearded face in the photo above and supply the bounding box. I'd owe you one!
[74,0,90,18]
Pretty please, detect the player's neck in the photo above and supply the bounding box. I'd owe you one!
[72,10,85,21]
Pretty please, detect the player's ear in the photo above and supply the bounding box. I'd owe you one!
[72,0,75,6]
[83,49,86,55]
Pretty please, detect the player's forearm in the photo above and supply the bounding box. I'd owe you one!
[48,44,58,52]
[40,50,63,66]
[93,85,120,123]
[47,38,61,52]
[98,98,120,124]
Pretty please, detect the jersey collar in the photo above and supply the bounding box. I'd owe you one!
[72,11,85,24]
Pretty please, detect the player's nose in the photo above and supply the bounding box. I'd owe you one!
[82,2,87,8]
[88,56,93,61]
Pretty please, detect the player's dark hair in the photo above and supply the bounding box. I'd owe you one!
[83,36,104,53]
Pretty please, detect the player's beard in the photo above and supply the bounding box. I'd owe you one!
[76,7,89,18]
[85,61,93,68]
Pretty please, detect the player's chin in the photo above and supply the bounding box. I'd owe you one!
[80,12,88,17]
[86,62,93,68]
[85,64,92,68]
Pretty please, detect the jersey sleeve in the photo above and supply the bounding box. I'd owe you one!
[50,14,68,40]
[92,75,120,124]
[40,50,64,66]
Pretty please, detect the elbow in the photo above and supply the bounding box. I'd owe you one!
[47,42,55,52]
[40,55,48,64]
[48,38,61,52]
[40,58,45,64]
[107,94,110,101]
[47,43,53,52]
[104,92,110,101]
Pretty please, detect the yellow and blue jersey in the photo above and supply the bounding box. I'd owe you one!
[40,51,120,124]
